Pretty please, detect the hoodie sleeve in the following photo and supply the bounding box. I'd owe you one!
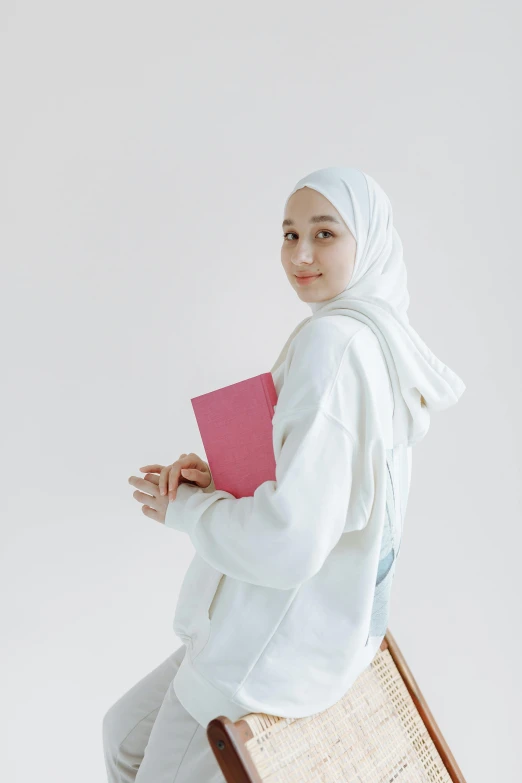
[164,321,385,590]
[164,405,363,590]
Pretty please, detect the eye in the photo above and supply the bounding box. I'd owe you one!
[282,230,334,241]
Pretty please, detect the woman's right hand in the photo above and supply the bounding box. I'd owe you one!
[139,453,214,502]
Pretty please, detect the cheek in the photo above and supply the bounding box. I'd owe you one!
[316,257,348,291]
[330,252,351,280]
[281,257,293,275]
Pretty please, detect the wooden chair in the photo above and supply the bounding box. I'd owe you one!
[206,629,467,783]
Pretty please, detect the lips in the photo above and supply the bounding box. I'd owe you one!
[295,273,321,278]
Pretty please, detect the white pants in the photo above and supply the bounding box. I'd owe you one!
[102,643,227,783]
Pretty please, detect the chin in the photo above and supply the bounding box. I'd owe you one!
[297,290,319,301]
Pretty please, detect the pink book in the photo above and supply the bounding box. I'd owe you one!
[190,372,278,499]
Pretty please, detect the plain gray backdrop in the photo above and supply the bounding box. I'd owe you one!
[2,1,520,781]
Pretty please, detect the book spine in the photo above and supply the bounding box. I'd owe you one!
[260,373,277,419]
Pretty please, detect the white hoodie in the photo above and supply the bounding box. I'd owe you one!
[165,313,412,729]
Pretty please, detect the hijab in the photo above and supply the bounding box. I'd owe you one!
[270,166,466,448]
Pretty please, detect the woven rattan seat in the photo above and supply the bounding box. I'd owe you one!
[206,629,466,783]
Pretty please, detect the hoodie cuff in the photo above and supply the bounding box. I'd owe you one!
[164,482,200,531]
[164,474,215,531]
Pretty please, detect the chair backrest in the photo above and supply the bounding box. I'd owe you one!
[206,629,467,783]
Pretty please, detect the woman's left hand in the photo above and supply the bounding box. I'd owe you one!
[128,469,170,525]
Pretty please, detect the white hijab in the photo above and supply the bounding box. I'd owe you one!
[271,166,466,448]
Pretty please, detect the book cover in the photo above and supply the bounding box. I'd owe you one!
[190,372,278,498]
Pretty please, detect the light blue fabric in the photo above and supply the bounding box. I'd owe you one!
[365,447,402,643]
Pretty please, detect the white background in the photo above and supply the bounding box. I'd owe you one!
[2,1,520,781]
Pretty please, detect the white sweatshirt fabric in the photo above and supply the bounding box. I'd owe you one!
[164,166,464,729]
[165,315,411,728]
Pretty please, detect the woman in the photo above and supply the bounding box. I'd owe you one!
[104,166,466,782]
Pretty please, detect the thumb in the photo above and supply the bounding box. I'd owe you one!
[180,467,208,485]
[181,468,202,478]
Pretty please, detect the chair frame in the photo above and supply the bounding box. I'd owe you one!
[206,629,467,783]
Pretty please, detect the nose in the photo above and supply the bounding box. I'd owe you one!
[291,252,314,266]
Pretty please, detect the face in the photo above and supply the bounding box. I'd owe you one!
[281,186,357,304]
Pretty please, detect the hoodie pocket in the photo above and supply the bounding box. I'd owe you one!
[173,554,224,660]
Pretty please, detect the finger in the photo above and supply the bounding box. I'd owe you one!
[144,473,160,485]
[140,456,187,472]
[132,489,158,507]
[129,475,159,494]
[166,455,198,500]
[141,505,163,524]
[179,467,204,480]
[181,467,209,487]
[168,462,191,500]
[168,461,187,500]
[159,465,171,496]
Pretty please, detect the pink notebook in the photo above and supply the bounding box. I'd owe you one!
[190,372,278,498]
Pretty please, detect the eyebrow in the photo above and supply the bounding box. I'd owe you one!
[282,214,342,228]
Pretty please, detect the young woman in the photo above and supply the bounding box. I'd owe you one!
[105,166,466,783]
